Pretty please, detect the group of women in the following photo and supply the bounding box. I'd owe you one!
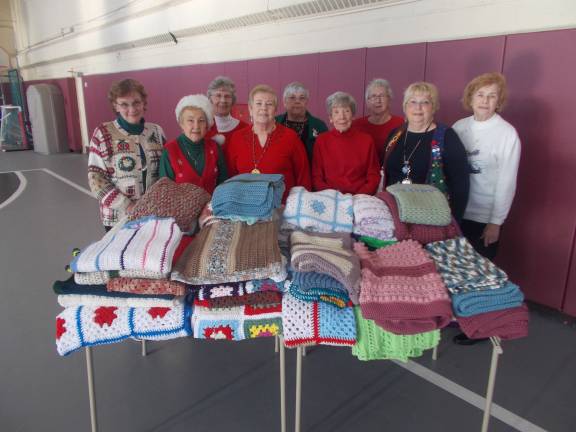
[88,72,520,267]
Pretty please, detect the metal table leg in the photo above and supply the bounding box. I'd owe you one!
[275,335,279,353]
[431,345,438,361]
[85,347,98,432]
[141,339,147,357]
[481,337,503,432]
[279,336,286,432]
[295,346,303,432]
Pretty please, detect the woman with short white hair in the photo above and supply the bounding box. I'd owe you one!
[383,82,470,221]
[159,94,227,193]
[312,91,380,194]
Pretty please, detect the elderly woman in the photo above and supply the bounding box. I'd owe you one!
[275,82,328,162]
[88,78,165,230]
[352,78,404,161]
[383,82,469,221]
[225,84,311,201]
[312,91,380,194]
[206,76,249,149]
[159,94,227,193]
[453,73,520,259]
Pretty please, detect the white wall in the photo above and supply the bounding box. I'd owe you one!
[0,0,16,68]
[10,0,576,80]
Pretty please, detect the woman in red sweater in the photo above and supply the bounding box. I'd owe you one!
[225,84,311,201]
[312,91,381,195]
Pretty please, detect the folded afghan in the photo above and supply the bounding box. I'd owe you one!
[289,271,350,308]
[211,173,284,219]
[194,291,283,309]
[425,237,509,294]
[356,240,452,335]
[107,277,187,296]
[290,231,361,304]
[57,294,182,308]
[193,279,289,301]
[451,281,524,317]
[172,220,285,285]
[282,293,356,347]
[54,277,176,301]
[55,304,192,356]
[352,307,440,362]
[377,192,460,244]
[192,303,282,341]
[283,187,354,233]
[386,183,452,226]
[70,216,182,275]
[352,194,396,240]
[127,177,211,232]
[457,303,529,340]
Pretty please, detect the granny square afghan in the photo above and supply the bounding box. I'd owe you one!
[282,293,356,348]
[386,183,452,226]
[352,194,396,240]
[55,304,192,356]
[127,177,211,232]
[283,187,354,233]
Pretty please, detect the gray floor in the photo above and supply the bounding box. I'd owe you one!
[0,150,575,432]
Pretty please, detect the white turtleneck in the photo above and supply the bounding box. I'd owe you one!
[214,114,240,133]
[453,113,521,225]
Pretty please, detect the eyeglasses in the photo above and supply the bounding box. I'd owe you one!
[407,99,432,108]
[368,94,388,101]
[116,100,143,110]
[211,92,233,101]
[286,95,308,102]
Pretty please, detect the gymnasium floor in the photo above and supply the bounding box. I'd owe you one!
[0,150,574,432]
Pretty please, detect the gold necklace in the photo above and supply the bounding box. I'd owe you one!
[251,127,274,174]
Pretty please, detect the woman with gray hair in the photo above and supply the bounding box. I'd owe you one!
[206,76,249,149]
[383,81,469,221]
[275,81,328,163]
[312,91,380,194]
[159,94,227,193]
[352,78,404,161]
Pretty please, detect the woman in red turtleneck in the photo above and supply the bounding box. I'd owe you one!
[312,91,381,195]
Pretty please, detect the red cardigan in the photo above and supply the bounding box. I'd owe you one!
[352,115,404,161]
[312,128,381,195]
[226,124,311,201]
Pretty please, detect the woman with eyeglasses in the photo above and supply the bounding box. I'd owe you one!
[383,81,470,222]
[225,84,311,202]
[88,78,166,230]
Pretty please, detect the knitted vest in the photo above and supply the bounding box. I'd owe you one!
[384,124,448,195]
[165,138,219,193]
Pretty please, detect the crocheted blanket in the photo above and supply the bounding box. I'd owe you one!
[356,240,452,335]
[289,271,350,308]
[192,303,282,341]
[352,194,396,240]
[70,216,182,275]
[107,277,187,296]
[451,281,524,317]
[172,221,285,285]
[290,231,361,304]
[193,278,289,301]
[352,307,440,362]
[128,177,211,232]
[283,187,354,233]
[377,192,460,244]
[56,304,192,356]
[57,294,182,308]
[194,291,283,309]
[457,303,529,340]
[211,173,284,219]
[54,277,176,301]
[386,183,452,226]
[282,293,356,348]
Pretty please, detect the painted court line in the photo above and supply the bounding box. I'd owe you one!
[393,360,547,432]
[0,171,27,211]
[41,168,94,198]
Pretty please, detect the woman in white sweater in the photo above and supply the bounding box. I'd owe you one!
[453,72,521,261]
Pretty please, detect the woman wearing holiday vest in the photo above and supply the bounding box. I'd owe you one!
[88,78,166,230]
[383,82,470,222]
[159,94,227,193]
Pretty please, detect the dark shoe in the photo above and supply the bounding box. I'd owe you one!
[453,333,488,346]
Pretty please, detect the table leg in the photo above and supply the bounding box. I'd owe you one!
[481,337,503,432]
[85,346,98,432]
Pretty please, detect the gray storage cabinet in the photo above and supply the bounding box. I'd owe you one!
[27,84,69,154]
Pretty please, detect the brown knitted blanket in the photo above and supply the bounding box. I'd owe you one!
[172,220,285,284]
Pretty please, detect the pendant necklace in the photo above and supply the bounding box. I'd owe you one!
[401,122,432,184]
[251,126,274,174]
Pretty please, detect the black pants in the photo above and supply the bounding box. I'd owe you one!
[460,219,499,261]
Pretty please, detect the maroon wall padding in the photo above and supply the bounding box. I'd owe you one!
[425,36,506,125]
[23,78,82,152]
[498,29,576,311]
[247,58,281,97]
[364,43,427,118]
[278,53,321,118]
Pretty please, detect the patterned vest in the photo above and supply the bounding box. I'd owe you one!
[165,138,219,194]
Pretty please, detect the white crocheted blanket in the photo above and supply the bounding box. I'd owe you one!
[352,194,396,240]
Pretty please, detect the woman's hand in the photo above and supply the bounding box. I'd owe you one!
[482,223,501,247]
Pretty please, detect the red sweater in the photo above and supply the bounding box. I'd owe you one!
[312,128,381,195]
[352,115,404,161]
[226,124,311,201]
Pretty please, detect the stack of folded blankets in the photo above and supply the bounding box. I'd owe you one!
[352,194,396,249]
[378,184,460,245]
[425,237,528,340]
[355,240,452,335]
[282,230,359,348]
